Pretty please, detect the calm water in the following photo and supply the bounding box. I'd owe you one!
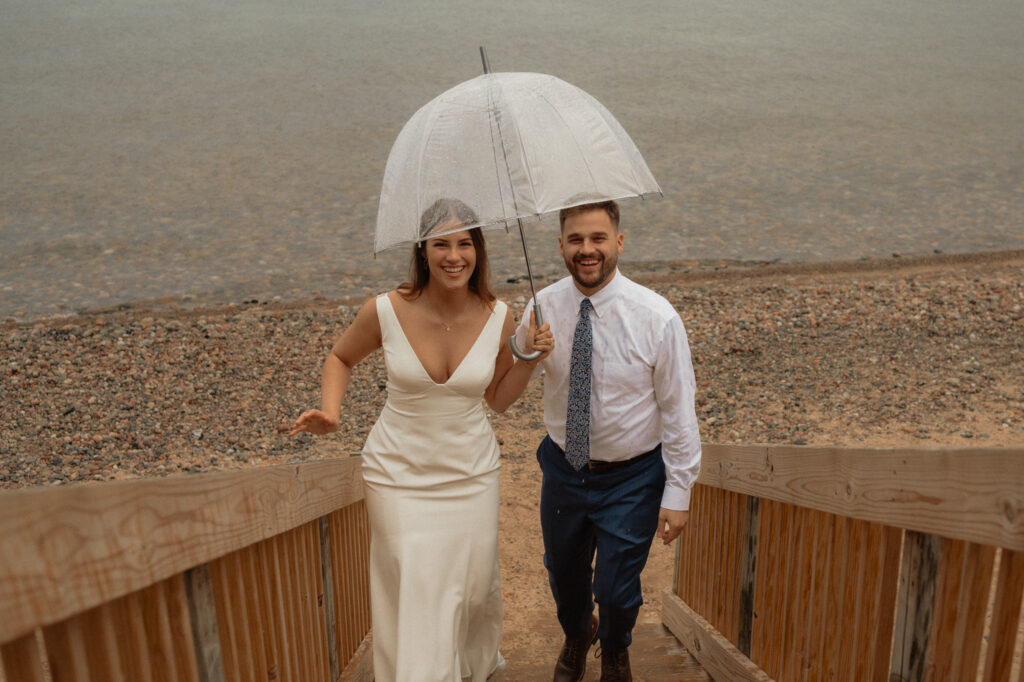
[2,0,1022,320]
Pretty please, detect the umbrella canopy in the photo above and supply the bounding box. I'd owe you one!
[374,71,661,252]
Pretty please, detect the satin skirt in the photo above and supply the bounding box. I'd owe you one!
[364,470,502,682]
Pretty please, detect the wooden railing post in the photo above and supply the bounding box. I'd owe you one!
[185,563,226,682]
[736,496,760,658]
[319,515,341,682]
[890,530,940,682]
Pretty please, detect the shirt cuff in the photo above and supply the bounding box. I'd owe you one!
[660,483,692,511]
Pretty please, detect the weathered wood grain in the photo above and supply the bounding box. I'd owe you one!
[891,531,940,682]
[0,633,46,682]
[698,444,1024,551]
[338,632,373,682]
[185,564,225,682]
[0,456,364,644]
[984,549,1024,682]
[662,590,773,682]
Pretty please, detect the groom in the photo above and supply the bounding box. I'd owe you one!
[515,200,702,682]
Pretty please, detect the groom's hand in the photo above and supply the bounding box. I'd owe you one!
[657,508,689,545]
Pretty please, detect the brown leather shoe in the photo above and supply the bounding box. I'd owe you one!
[599,647,632,682]
[552,614,599,682]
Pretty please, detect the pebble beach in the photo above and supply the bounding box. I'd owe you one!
[3,249,1022,490]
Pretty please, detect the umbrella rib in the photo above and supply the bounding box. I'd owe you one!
[496,90,539,217]
[530,87,600,194]
[486,80,518,229]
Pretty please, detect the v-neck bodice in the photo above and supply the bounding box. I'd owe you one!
[381,293,498,387]
[361,294,506,488]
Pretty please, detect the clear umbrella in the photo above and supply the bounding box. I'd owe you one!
[375,48,661,357]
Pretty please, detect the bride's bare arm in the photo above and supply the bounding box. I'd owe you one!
[291,297,383,435]
[484,307,552,413]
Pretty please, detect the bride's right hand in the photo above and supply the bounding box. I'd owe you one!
[290,409,339,436]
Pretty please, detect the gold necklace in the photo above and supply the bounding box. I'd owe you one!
[438,312,456,332]
[434,301,463,332]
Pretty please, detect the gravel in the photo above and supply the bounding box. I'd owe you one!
[3,251,1022,489]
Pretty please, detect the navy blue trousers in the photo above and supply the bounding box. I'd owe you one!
[536,435,666,651]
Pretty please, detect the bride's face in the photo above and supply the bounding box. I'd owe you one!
[423,227,476,289]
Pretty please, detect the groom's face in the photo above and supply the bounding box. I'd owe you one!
[558,208,624,295]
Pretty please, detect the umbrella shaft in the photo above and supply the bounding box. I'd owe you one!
[516,219,543,327]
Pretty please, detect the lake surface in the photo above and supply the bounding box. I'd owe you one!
[2,0,1022,320]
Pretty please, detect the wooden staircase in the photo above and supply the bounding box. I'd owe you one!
[500,620,710,681]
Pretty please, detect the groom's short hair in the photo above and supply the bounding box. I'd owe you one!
[559,200,620,232]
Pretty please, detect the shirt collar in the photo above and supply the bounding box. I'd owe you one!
[571,269,622,319]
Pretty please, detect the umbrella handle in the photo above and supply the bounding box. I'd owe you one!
[508,305,544,361]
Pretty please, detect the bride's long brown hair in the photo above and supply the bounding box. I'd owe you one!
[398,198,495,303]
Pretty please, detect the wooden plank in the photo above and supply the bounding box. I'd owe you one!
[80,601,125,680]
[1,632,47,682]
[273,533,299,682]
[694,486,712,619]
[790,506,815,681]
[748,496,771,668]
[0,456,364,644]
[338,631,374,682]
[822,515,850,681]
[331,503,372,664]
[184,564,225,682]
[697,444,1024,551]
[801,509,828,682]
[927,538,965,678]
[294,522,327,682]
[243,544,274,681]
[984,549,1024,682]
[949,543,996,680]
[42,614,91,682]
[709,486,724,632]
[111,588,154,682]
[736,495,759,658]
[868,525,903,682]
[662,591,773,682]
[891,531,940,682]
[319,516,341,682]
[259,537,287,682]
[673,517,684,597]
[837,519,867,680]
[750,498,779,672]
[153,574,201,682]
[302,520,329,682]
[722,491,740,643]
[712,489,729,630]
[778,503,800,679]
[207,553,243,681]
[807,511,836,682]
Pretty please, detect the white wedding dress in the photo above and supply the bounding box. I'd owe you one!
[361,293,505,682]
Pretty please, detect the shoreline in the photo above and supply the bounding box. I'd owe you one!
[7,247,1024,330]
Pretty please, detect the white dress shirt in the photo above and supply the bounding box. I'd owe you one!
[515,269,702,511]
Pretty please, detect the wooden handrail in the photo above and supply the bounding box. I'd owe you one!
[0,457,363,645]
[666,443,1024,682]
[697,443,1024,550]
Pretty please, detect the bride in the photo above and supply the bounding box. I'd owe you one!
[291,198,552,681]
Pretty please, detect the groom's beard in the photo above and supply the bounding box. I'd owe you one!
[565,252,617,291]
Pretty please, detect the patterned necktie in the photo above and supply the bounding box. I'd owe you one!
[564,298,593,470]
